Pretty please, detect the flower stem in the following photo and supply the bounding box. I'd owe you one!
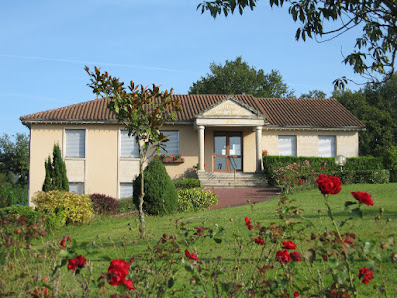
[324,195,356,295]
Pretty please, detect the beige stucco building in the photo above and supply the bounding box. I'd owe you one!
[20,95,365,204]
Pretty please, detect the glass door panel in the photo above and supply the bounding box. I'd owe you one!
[230,157,242,170]
[229,136,241,155]
[214,136,226,155]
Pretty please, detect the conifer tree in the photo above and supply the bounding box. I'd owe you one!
[42,144,69,192]
[42,156,52,191]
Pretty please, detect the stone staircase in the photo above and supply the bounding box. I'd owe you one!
[197,171,267,188]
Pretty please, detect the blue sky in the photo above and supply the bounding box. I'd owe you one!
[0,0,366,137]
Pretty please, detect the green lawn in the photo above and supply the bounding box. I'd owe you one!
[4,183,397,296]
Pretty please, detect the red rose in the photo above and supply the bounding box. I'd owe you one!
[185,249,199,261]
[293,292,300,297]
[282,240,296,250]
[67,255,87,272]
[32,288,48,297]
[123,279,135,290]
[290,251,303,261]
[317,174,341,195]
[60,240,66,247]
[330,290,350,298]
[351,192,374,206]
[276,250,291,264]
[244,217,253,231]
[108,259,130,286]
[254,237,265,246]
[358,267,374,284]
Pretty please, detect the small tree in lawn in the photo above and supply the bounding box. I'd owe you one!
[85,66,181,238]
[42,144,69,192]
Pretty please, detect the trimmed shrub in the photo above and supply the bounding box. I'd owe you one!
[177,188,218,212]
[32,191,93,225]
[133,157,178,216]
[174,178,201,189]
[90,193,119,215]
[42,144,69,192]
[118,197,136,214]
[264,155,386,186]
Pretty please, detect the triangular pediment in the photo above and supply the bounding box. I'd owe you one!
[197,96,264,119]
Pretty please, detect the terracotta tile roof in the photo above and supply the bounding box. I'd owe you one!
[20,94,364,129]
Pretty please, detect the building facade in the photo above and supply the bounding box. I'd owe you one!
[20,95,365,204]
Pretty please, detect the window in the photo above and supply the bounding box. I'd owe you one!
[66,129,85,158]
[159,131,179,155]
[278,136,297,156]
[120,130,139,158]
[318,136,336,157]
[120,183,133,199]
[69,182,84,194]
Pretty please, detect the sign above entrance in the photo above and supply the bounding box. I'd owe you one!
[202,100,255,117]
[196,97,267,127]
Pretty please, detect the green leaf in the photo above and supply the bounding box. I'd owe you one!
[58,250,69,257]
[184,264,194,273]
[168,277,174,288]
[345,201,357,208]
[351,207,363,219]
[214,238,222,244]
[305,248,316,264]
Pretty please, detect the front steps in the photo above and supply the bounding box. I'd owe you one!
[198,171,267,188]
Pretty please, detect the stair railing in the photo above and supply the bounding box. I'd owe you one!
[229,156,237,187]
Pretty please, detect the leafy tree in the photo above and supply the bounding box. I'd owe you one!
[300,89,327,99]
[198,0,397,87]
[189,56,295,97]
[85,66,182,238]
[0,133,29,184]
[42,144,69,192]
[334,89,395,157]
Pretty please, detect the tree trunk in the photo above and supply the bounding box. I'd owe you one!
[138,156,146,239]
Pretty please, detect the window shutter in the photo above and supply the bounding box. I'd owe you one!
[121,131,139,157]
[66,130,85,158]
[318,136,336,157]
[160,131,179,155]
[120,183,133,199]
[69,182,84,194]
[278,136,297,156]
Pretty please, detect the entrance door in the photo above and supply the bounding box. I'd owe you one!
[214,132,242,172]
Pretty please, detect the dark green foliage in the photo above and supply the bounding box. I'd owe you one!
[118,197,136,214]
[42,156,52,192]
[263,155,385,185]
[42,144,69,192]
[0,183,28,208]
[174,178,201,189]
[383,146,397,182]
[189,56,294,97]
[0,133,29,184]
[133,158,178,216]
[90,193,119,215]
[300,89,327,99]
[0,205,43,226]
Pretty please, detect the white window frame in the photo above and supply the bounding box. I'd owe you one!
[318,136,336,157]
[119,182,133,199]
[65,129,86,158]
[69,182,85,194]
[120,130,139,158]
[159,130,179,156]
[278,135,297,156]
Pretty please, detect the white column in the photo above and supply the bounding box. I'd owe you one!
[255,126,263,172]
[198,125,205,171]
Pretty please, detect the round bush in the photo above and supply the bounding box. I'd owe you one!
[177,188,218,212]
[133,157,178,215]
[90,193,119,215]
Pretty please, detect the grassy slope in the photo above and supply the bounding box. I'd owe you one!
[44,183,397,295]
